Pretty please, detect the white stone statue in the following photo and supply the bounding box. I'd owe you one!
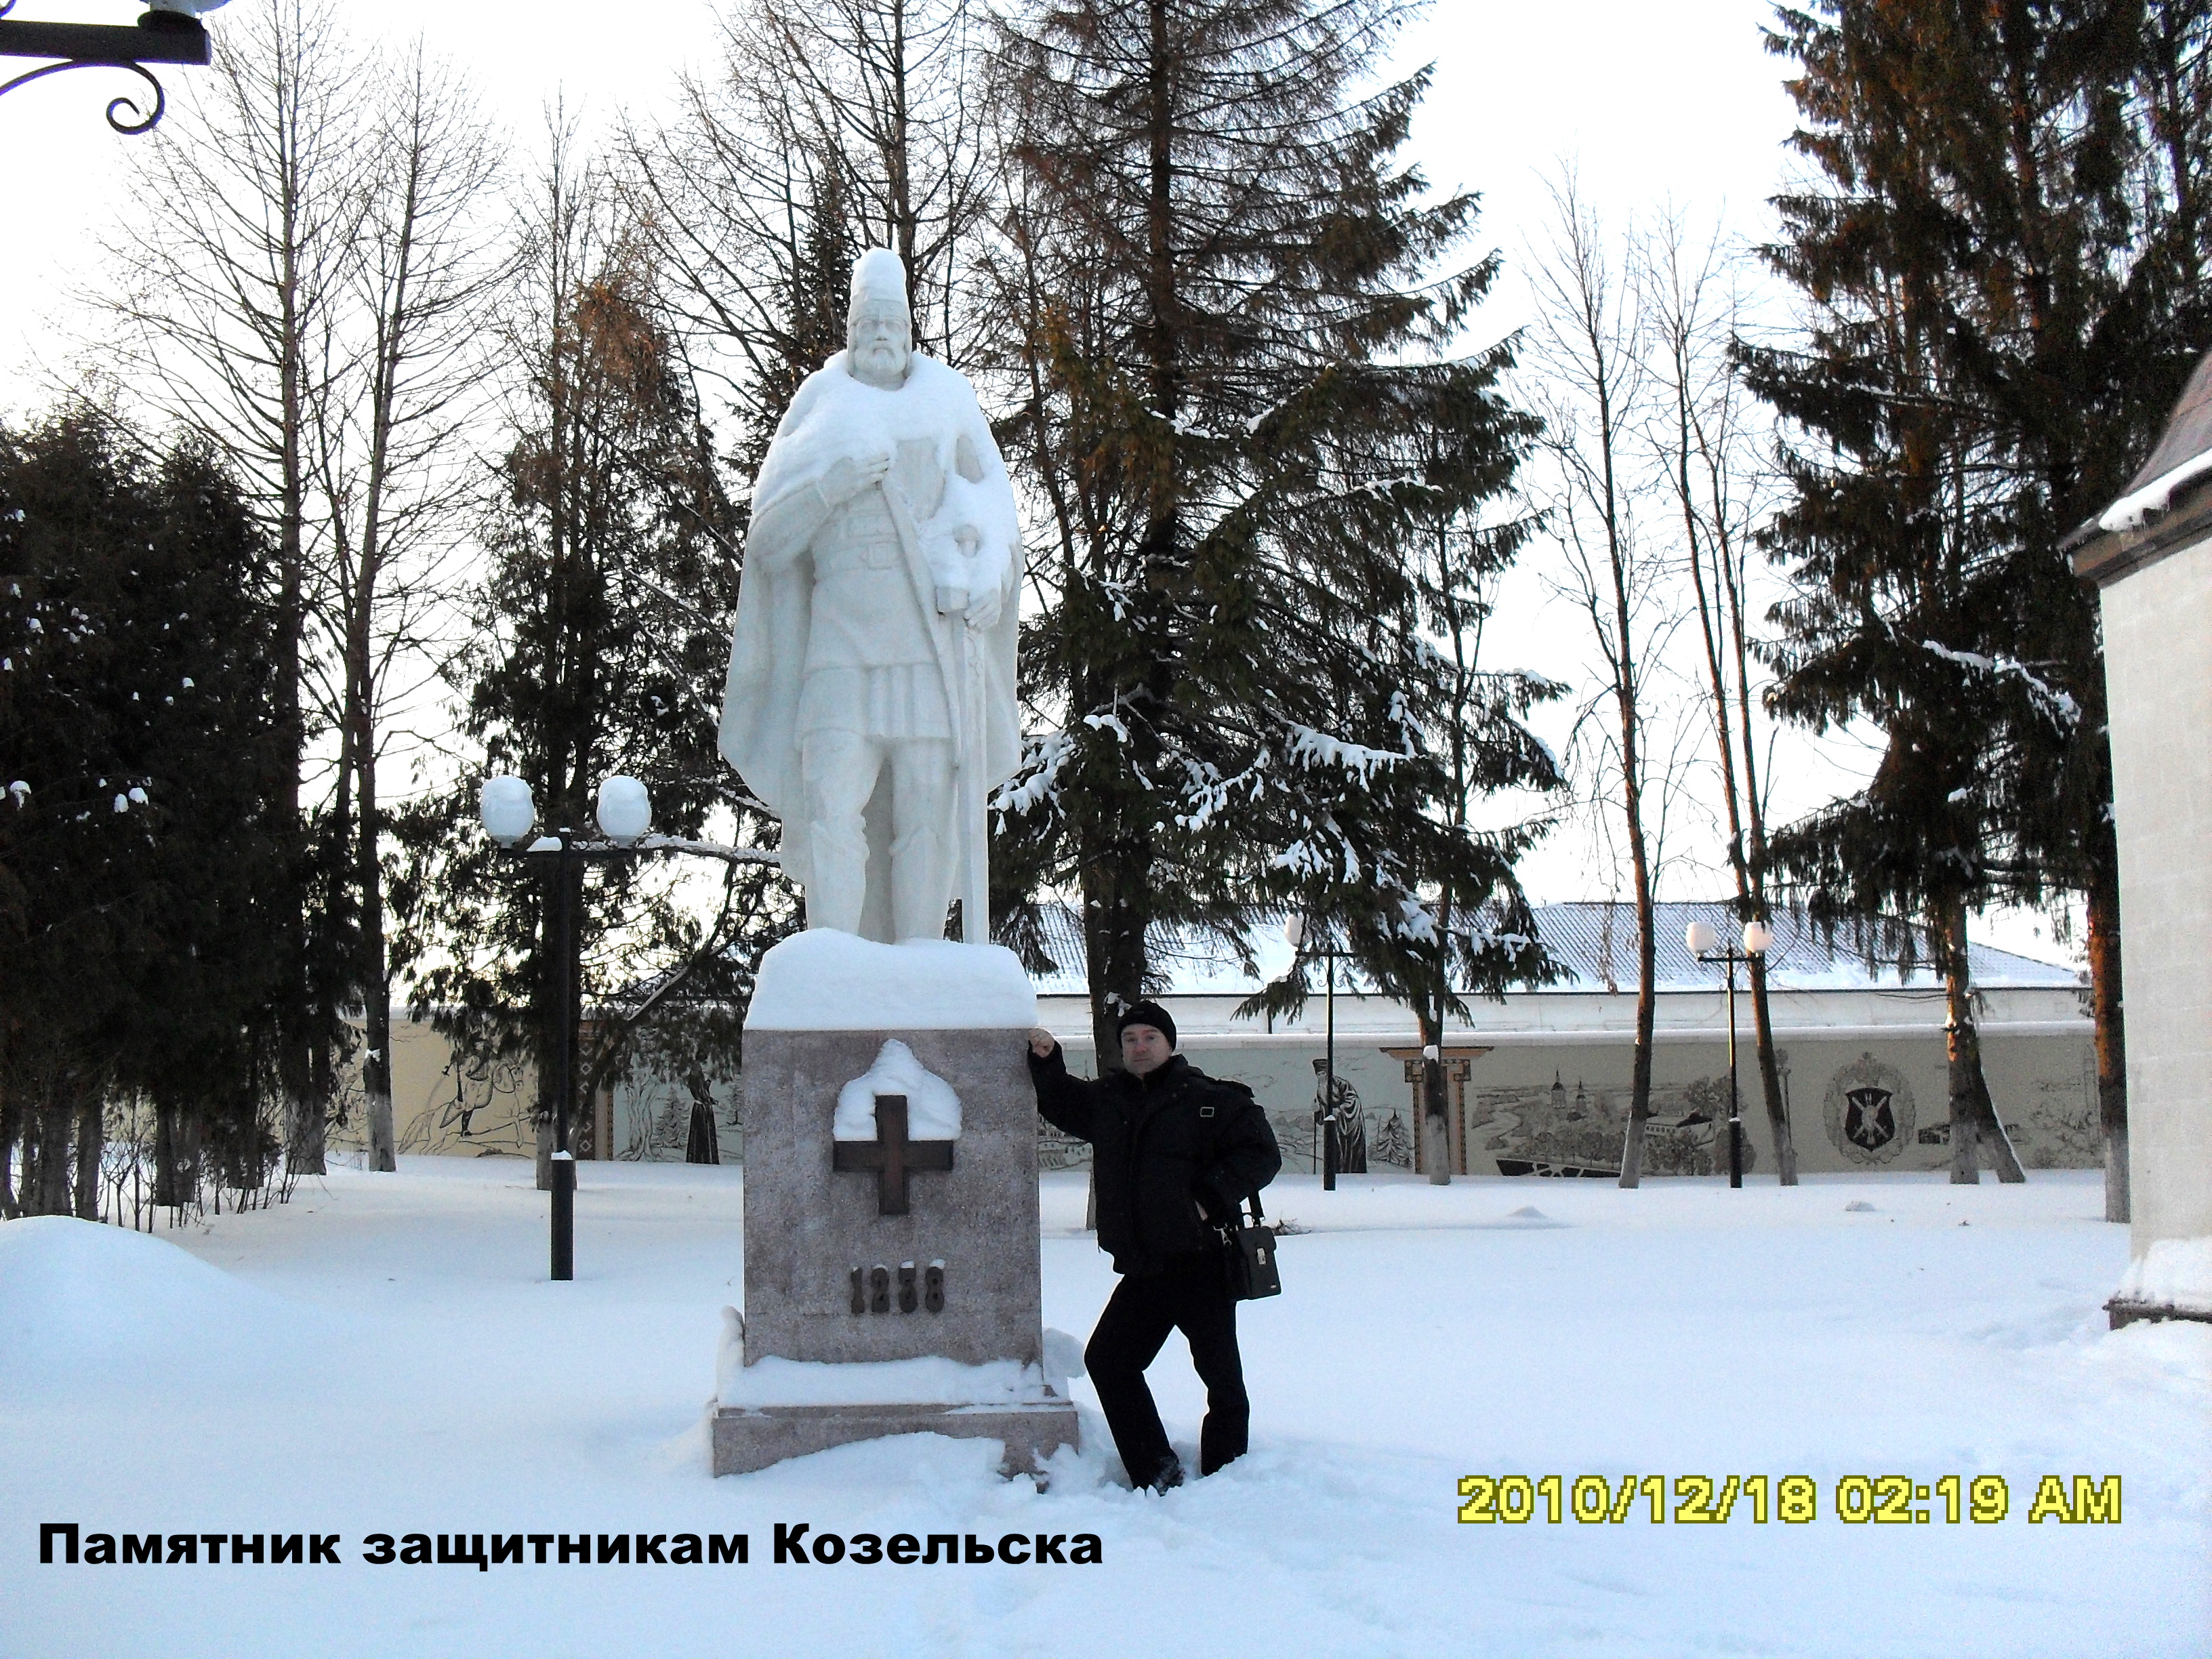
[719,249,1022,943]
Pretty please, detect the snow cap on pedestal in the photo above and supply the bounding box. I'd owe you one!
[743,930,1036,1031]
[849,247,909,312]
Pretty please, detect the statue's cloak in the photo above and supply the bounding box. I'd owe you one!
[718,350,1023,895]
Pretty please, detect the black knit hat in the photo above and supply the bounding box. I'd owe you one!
[1115,1000,1178,1050]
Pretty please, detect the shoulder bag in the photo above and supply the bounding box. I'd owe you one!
[1221,1191,1282,1300]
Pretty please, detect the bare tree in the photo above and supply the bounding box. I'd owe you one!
[1524,171,1670,1187]
[742,0,998,360]
[1642,213,1799,1185]
[623,0,999,472]
[91,0,372,1176]
[310,45,507,1172]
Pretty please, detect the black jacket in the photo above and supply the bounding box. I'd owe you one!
[1029,1045,1281,1275]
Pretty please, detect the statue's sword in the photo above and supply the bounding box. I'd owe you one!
[959,614,989,943]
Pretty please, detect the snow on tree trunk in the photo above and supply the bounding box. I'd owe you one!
[1420,1009,1451,1187]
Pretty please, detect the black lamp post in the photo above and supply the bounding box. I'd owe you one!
[0,1,225,134]
[1685,914,1774,1189]
[1286,915,1340,1191]
[480,774,779,1282]
[481,776,654,1280]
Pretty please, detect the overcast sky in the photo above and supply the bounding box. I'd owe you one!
[0,1,2081,962]
[3,0,1801,422]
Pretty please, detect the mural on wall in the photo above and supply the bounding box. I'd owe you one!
[1462,1073,1757,1178]
[398,1052,535,1157]
[1315,1058,1369,1174]
[1266,1062,1372,1174]
[611,1073,744,1164]
[1038,1129,1091,1172]
[1369,1111,1412,1168]
[1822,1052,1915,1165]
[2017,1054,2100,1169]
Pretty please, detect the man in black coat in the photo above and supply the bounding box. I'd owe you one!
[1027,1000,1281,1492]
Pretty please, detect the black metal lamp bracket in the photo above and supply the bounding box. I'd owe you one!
[0,6,211,134]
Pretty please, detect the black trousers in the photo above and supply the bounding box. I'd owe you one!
[1084,1254,1249,1482]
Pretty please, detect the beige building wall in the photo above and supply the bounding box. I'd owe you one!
[1043,989,2095,1179]
[2100,531,2212,1256]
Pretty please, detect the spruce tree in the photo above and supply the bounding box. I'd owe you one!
[991,0,1544,1066]
[0,408,291,1216]
[1746,0,2212,1202]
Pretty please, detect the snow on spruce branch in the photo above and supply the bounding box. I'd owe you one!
[632,834,780,865]
[1083,707,1132,745]
[1918,639,2080,726]
[994,730,1075,817]
[1284,724,1410,780]
[1172,752,1267,832]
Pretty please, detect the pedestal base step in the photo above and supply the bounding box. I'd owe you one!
[710,1397,1079,1477]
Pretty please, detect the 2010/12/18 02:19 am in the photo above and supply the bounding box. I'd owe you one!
[1456,1474,2119,1525]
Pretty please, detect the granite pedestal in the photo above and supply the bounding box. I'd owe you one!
[712,938,1078,1475]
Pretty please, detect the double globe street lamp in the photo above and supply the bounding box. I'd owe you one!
[480,774,777,1281]
[1684,915,1774,1189]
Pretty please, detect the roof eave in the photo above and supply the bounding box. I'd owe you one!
[2068,474,2212,588]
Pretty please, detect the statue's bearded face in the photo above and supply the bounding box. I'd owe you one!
[847,295,912,388]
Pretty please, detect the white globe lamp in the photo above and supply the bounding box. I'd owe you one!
[596,776,652,846]
[480,776,535,847]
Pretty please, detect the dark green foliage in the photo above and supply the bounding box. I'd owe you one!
[992,0,1555,1052]
[1744,0,2209,1189]
[1747,0,2211,929]
[0,407,292,1214]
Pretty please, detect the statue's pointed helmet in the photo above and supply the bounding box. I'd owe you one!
[849,248,910,315]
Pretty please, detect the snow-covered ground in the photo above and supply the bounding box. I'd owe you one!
[3,1160,2205,1658]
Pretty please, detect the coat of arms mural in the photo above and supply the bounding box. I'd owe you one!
[1823,1052,1916,1164]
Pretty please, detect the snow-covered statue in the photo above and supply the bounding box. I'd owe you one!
[719,249,1022,943]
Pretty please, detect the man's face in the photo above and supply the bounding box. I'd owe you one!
[1120,1023,1172,1077]
[847,296,912,388]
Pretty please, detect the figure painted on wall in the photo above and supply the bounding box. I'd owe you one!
[1311,1057,1368,1174]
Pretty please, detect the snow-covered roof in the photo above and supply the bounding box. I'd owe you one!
[2117,348,2212,502]
[2068,346,2212,572]
[1016,899,2077,998]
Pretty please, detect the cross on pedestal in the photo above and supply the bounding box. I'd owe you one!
[832,1094,955,1216]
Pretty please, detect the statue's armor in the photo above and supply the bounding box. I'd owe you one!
[796,481,951,741]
